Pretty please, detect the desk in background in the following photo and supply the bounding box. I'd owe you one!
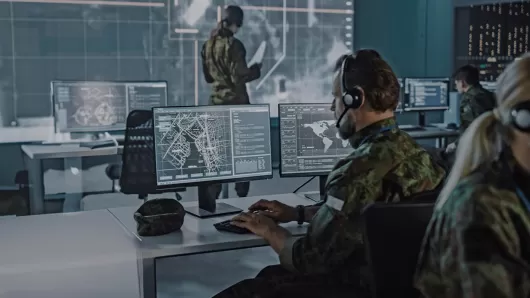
[22,144,124,215]
[109,193,313,298]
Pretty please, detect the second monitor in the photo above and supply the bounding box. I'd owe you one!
[279,103,352,201]
[153,104,273,218]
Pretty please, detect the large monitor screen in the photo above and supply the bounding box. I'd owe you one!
[454,1,530,81]
[153,105,273,187]
[403,78,450,111]
[279,103,351,177]
[52,81,168,133]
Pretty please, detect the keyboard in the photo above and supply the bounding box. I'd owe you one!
[79,139,116,149]
[214,220,251,234]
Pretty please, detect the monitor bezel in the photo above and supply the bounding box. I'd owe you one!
[51,80,169,134]
[396,77,405,113]
[402,77,451,112]
[151,104,274,188]
[277,102,350,178]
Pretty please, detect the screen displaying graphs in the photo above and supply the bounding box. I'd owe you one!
[454,1,530,81]
[0,0,354,122]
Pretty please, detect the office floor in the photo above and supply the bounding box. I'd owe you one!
[71,168,318,297]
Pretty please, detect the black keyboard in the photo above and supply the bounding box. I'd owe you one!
[399,125,424,132]
[214,220,251,234]
[79,139,116,149]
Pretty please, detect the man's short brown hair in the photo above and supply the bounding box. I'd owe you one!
[336,49,399,112]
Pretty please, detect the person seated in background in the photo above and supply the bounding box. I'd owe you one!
[212,49,447,298]
[415,53,530,298]
[445,64,496,154]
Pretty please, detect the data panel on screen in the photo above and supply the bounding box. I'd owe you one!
[403,79,450,111]
[53,81,167,133]
[454,1,529,81]
[153,105,273,186]
[279,103,351,176]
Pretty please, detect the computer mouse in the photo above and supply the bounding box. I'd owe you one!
[446,123,458,130]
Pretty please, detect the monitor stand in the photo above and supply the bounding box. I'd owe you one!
[418,111,426,128]
[304,175,327,202]
[184,185,242,218]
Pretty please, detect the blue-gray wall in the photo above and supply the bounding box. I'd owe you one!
[354,0,453,128]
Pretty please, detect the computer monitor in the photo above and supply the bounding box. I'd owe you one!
[403,78,450,112]
[480,81,497,92]
[52,81,168,133]
[279,103,351,201]
[396,78,404,112]
[153,104,273,218]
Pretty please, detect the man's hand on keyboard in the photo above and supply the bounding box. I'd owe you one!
[248,199,296,223]
[231,211,281,238]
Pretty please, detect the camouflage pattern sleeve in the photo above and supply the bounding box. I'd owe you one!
[415,183,529,298]
[279,156,383,274]
[229,39,260,84]
[201,43,214,83]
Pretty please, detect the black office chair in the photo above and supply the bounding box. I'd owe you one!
[105,163,122,192]
[361,202,435,298]
[120,110,184,201]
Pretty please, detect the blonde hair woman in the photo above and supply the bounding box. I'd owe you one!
[415,53,530,298]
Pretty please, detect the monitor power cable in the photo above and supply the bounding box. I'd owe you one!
[292,176,315,193]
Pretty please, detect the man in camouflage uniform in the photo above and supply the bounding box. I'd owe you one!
[212,50,447,298]
[201,5,261,198]
[446,65,496,154]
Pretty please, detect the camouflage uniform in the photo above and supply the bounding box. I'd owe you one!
[415,151,530,298]
[459,85,496,134]
[201,27,261,198]
[201,27,261,105]
[214,117,446,298]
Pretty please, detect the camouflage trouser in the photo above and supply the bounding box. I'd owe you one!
[212,265,363,298]
[208,181,250,198]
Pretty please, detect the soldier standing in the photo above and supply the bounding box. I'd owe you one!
[201,5,262,198]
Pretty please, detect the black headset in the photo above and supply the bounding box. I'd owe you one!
[340,55,363,109]
[510,101,530,132]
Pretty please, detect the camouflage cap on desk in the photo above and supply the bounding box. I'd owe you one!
[133,198,185,236]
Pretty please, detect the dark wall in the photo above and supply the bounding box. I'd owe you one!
[354,0,453,129]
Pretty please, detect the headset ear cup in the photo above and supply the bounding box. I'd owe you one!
[349,88,363,109]
[343,94,353,106]
[512,108,530,132]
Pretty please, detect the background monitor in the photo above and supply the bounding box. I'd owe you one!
[279,103,351,177]
[52,81,168,133]
[153,105,273,187]
[454,1,529,81]
[403,78,450,111]
[480,81,497,92]
[396,78,404,112]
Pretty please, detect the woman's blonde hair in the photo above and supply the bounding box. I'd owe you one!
[437,53,530,208]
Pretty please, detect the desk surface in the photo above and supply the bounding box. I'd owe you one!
[109,193,313,259]
[22,144,124,159]
[0,210,139,298]
[0,126,52,144]
[405,127,459,139]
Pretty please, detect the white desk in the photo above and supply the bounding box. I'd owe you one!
[22,144,124,214]
[0,126,52,144]
[0,210,140,298]
[109,193,315,298]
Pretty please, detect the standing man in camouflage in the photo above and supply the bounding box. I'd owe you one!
[201,5,262,198]
[212,50,446,298]
[445,64,496,154]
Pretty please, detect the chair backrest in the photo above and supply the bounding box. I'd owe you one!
[362,202,434,298]
[119,110,158,196]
